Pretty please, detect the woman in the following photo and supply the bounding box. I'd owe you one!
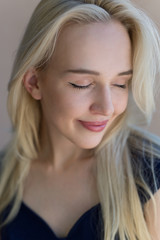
[1,0,160,239]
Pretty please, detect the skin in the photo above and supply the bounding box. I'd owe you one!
[23,19,160,240]
[144,190,160,239]
[24,20,132,170]
[23,20,133,237]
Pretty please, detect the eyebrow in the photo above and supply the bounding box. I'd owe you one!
[63,68,133,76]
[118,70,133,76]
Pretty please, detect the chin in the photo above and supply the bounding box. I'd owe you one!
[76,137,103,150]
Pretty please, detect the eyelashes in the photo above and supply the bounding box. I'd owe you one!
[69,82,127,90]
[69,83,92,89]
[114,84,127,89]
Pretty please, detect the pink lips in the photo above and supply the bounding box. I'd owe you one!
[79,120,108,132]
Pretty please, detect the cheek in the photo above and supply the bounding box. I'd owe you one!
[61,94,89,118]
[113,93,128,115]
[46,88,89,119]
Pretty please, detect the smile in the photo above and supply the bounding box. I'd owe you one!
[78,120,108,132]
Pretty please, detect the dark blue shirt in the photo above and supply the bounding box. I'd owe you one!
[2,202,103,240]
[1,143,160,240]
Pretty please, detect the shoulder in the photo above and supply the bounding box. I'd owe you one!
[127,127,160,204]
[127,126,160,165]
[128,126,160,153]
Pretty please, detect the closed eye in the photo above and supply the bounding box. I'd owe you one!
[69,83,128,90]
[114,84,127,89]
[69,83,92,89]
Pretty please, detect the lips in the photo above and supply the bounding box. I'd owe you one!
[78,120,108,132]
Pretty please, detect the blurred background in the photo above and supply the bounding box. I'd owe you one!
[0,0,160,150]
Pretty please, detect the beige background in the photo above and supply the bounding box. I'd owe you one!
[0,0,160,150]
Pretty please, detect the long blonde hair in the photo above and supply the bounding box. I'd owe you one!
[1,1,160,239]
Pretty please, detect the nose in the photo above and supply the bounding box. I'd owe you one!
[89,86,114,117]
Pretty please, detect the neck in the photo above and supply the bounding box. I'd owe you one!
[38,120,93,171]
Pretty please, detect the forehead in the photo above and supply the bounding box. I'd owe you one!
[49,21,132,75]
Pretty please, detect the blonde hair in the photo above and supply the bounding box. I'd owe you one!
[1,0,160,239]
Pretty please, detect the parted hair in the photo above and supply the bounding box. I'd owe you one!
[1,1,160,240]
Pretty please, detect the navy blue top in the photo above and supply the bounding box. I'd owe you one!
[1,142,160,240]
[2,202,103,240]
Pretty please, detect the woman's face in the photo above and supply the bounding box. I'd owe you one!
[37,21,132,149]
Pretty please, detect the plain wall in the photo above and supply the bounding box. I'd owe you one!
[0,0,160,150]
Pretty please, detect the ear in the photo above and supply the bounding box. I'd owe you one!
[23,68,42,100]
